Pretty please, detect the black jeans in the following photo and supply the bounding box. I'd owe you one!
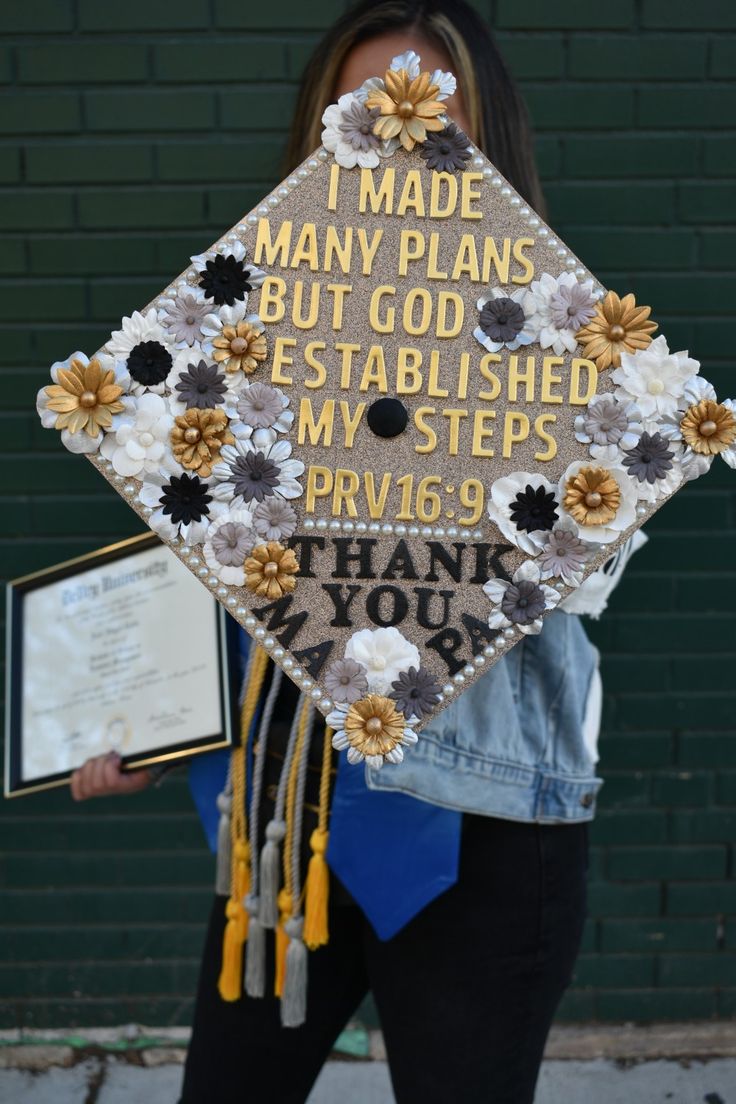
[180,813,589,1104]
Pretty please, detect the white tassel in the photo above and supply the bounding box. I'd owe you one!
[244,894,266,998]
[214,791,232,897]
[258,819,286,929]
[280,917,308,1028]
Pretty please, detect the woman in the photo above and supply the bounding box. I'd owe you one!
[72,2,604,1101]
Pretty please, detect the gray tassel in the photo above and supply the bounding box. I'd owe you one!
[280,917,308,1028]
[214,791,232,897]
[244,894,266,998]
[258,819,286,929]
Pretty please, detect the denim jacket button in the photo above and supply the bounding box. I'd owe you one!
[580,792,594,808]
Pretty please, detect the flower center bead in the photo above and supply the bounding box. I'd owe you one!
[184,427,201,444]
[699,419,718,437]
[186,315,196,325]
[231,337,249,355]
[139,431,154,447]
[647,378,665,395]
[80,390,97,408]
[365,717,383,735]
[372,656,386,671]
[264,561,279,577]
[398,100,414,118]
[608,323,626,342]
[585,490,602,508]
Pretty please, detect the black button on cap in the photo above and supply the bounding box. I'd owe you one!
[367,397,408,438]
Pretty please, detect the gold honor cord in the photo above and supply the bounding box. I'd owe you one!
[303,726,334,950]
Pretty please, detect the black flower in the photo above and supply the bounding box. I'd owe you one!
[230,450,282,503]
[509,485,559,533]
[159,473,212,526]
[419,123,472,174]
[622,432,675,484]
[478,297,526,344]
[500,580,547,625]
[199,253,256,306]
[127,340,172,387]
[390,666,442,720]
[175,360,228,409]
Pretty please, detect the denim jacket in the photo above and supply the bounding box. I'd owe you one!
[365,609,604,824]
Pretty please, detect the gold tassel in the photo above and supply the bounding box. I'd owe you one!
[274,887,293,998]
[303,726,334,950]
[217,646,269,1003]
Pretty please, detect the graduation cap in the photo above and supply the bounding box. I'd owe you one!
[36,50,736,1020]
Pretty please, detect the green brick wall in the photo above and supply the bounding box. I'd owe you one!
[1,0,735,1028]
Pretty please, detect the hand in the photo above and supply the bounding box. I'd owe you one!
[70,752,152,801]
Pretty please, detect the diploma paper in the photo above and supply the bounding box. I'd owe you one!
[20,544,223,782]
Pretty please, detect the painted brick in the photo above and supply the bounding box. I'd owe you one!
[717,773,736,804]
[596,771,653,807]
[642,0,736,28]
[0,281,86,322]
[597,733,674,770]
[563,135,697,179]
[0,1,73,32]
[0,146,21,184]
[0,239,26,275]
[89,278,172,320]
[156,138,283,183]
[639,86,736,128]
[25,142,154,184]
[18,43,149,85]
[555,989,595,1020]
[590,811,668,846]
[78,0,209,30]
[671,811,736,845]
[545,182,676,226]
[214,0,338,29]
[0,191,75,231]
[667,882,736,916]
[678,182,736,223]
[0,47,9,84]
[154,40,287,82]
[574,954,655,988]
[29,236,158,276]
[700,230,736,269]
[679,734,736,770]
[711,40,736,79]
[600,918,718,953]
[78,189,206,230]
[568,228,695,271]
[703,135,736,176]
[607,846,727,881]
[496,0,634,29]
[652,772,713,807]
[0,92,80,134]
[219,87,298,130]
[596,988,717,1021]
[659,955,736,987]
[568,35,707,80]
[587,881,661,917]
[495,35,565,79]
[85,90,216,132]
[524,85,635,130]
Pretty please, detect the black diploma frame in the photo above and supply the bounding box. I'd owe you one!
[4,532,234,797]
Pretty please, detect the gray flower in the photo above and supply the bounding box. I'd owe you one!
[419,123,472,174]
[210,520,253,566]
[622,431,675,484]
[227,449,282,503]
[575,394,643,461]
[338,100,381,152]
[390,666,442,720]
[252,497,297,542]
[500,580,547,625]
[237,382,289,430]
[160,292,210,346]
[548,281,596,332]
[324,658,369,704]
[538,520,591,587]
[175,360,228,409]
[478,297,526,344]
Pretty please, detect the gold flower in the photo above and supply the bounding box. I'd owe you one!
[575,291,658,371]
[244,541,299,599]
[564,466,621,526]
[366,68,445,152]
[212,321,267,374]
[680,398,736,456]
[43,356,125,437]
[170,408,234,478]
[343,695,407,760]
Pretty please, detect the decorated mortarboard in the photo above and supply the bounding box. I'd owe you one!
[35,50,736,1019]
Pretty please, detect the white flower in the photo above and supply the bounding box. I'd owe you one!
[344,627,420,695]
[473,286,535,353]
[522,272,597,356]
[327,698,419,770]
[559,460,639,545]
[99,392,178,478]
[36,351,132,455]
[211,438,305,509]
[630,461,682,504]
[486,472,560,556]
[138,468,226,545]
[611,334,699,423]
[202,508,257,586]
[659,375,736,481]
[321,92,383,169]
[483,561,561,636]
[353,49,455,106]
[106,309,173,396]
[574,393,644,463]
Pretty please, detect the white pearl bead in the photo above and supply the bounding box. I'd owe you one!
[503,627,515,639]
[395,524,406,536]
[500,186,511,197]
[245,615,256,628]
[292,667,303,680]
[257,204,268,216]
[255,626,265,639]
[472,154,484,167]
[484,645,496,657]
[355,521,367,532]
[381,522,393,534]
[329,519,340,530]
[369,522,381,533]
[474,655,485,667]
[297,168,308,179]
[316,518,328,530]
[307,159,319,170]
[264,636,274,648]
[288,177,299,188]
[463,665,475,677]
[443,683,455,696]
[236,606,247,616]
[453,672,465,684]
[197,566,208,578]
[408,526,419,537]
[278,187,289,199]
[319,698,332,712]
[208,575,218,587]
[216,585,228,598]
[302,677,313,690]
[538,227,549,238]
[273,646,285,659]
[447,526,458,538]
[123,483,135,495]
[318,149,328,161]
[267,195,279,208]
[303,518,315,529]
[528,216,540,228]
[434,527,445,538]
[226,596,237,607]
[283,657,294,670]
[510,195,521,207]
[311,687,322,700]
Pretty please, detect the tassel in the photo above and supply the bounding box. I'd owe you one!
[274,888,293,998]
[244,894,266,999]
[303,828,330,950]
[280,916,308,1027]
[259,819,286,929]
[215,791,232,897]
[217,839,250,1002]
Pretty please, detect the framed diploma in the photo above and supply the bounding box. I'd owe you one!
[4,532,234,797]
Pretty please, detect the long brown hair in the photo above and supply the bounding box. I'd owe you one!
[284,0,545,215]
